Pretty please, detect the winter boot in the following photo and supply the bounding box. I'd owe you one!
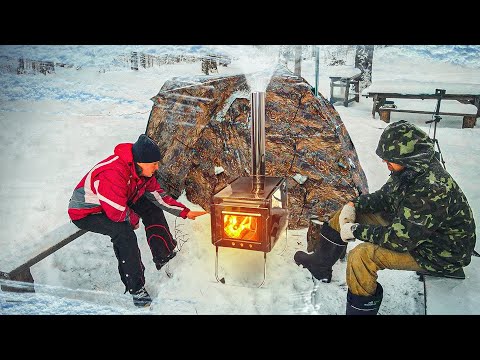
[294,222,347,283]
[346,283,383,315]
[132,286,152,308]
[154,251,177,270]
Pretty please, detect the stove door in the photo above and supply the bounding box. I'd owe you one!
[211,205,268,252]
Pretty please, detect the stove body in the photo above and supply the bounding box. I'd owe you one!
[210,175,288,252]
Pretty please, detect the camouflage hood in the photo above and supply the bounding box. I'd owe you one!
[375,120,435,172]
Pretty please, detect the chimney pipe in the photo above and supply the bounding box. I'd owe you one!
[251,91,266,193]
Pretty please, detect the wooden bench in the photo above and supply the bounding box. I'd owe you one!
[378,106,478,128]
[421,254,480,315]
[0,222,88,293]
[363,91,480,129]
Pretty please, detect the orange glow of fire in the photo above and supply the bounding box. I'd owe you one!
[223,214,258,240]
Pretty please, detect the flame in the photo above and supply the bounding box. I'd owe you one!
[224,214,258,240]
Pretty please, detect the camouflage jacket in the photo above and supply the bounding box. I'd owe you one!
[352,120,476,275]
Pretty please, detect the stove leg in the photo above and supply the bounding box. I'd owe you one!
[214,246,225,284]
[257,252,267,288]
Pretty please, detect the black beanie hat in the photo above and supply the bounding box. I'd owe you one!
[132,134,161,163]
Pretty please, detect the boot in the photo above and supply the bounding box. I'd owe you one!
[294,222,347,283]
[132,286,152,308]
[346,283,383,315]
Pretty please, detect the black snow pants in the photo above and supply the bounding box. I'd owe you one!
[72,195,177,294]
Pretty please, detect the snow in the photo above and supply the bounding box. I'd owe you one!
[325,65,361,78]
[364,80,480,97]
[0,45,478,315]
[425,257,480,315]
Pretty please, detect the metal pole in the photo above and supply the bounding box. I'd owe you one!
[314,46,319,97]
[433,88,445,141]
[251,91,266,177]
[426,88,447,169]
[251,92,266,193]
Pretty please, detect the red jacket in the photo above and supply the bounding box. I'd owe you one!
[68,142,189,228]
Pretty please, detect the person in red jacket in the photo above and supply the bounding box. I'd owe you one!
[68,134,206,307]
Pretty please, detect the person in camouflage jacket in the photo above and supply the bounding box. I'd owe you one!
[338,120,476,315]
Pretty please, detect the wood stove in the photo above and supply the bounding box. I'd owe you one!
[211,175,288,252]
[210,91,288,286]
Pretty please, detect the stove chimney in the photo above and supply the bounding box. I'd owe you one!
[251,91,266,193]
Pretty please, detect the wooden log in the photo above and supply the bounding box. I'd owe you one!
[463,115,477,128]
[379,108,391,123]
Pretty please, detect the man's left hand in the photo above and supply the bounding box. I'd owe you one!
[187,211,208,220]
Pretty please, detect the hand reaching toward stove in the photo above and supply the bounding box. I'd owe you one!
[187,210,208,220]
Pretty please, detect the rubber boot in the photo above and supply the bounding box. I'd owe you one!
[346,283,383,315]
[294,223,347,283]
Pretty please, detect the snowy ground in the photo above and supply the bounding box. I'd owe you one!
[0,45,478,315]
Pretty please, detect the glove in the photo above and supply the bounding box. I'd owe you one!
[187,210,208,220]
[340,222,358,242]
[339,203,356,227]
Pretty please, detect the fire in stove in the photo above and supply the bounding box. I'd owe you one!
[210,91,289,286]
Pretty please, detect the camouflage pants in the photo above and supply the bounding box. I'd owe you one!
[329,208,423,297]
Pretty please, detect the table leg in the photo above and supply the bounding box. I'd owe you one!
[329,79,334,104]
[344,80,350,107]
[372,95,378,118]
[372,96,386,119]
[474,96,480,118]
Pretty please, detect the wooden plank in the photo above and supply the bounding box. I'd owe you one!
[0,222,87,279]
[366,92,479,102]
[424,256,480,315]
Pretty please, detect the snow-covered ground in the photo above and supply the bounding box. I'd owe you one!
[0,45,478,315]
